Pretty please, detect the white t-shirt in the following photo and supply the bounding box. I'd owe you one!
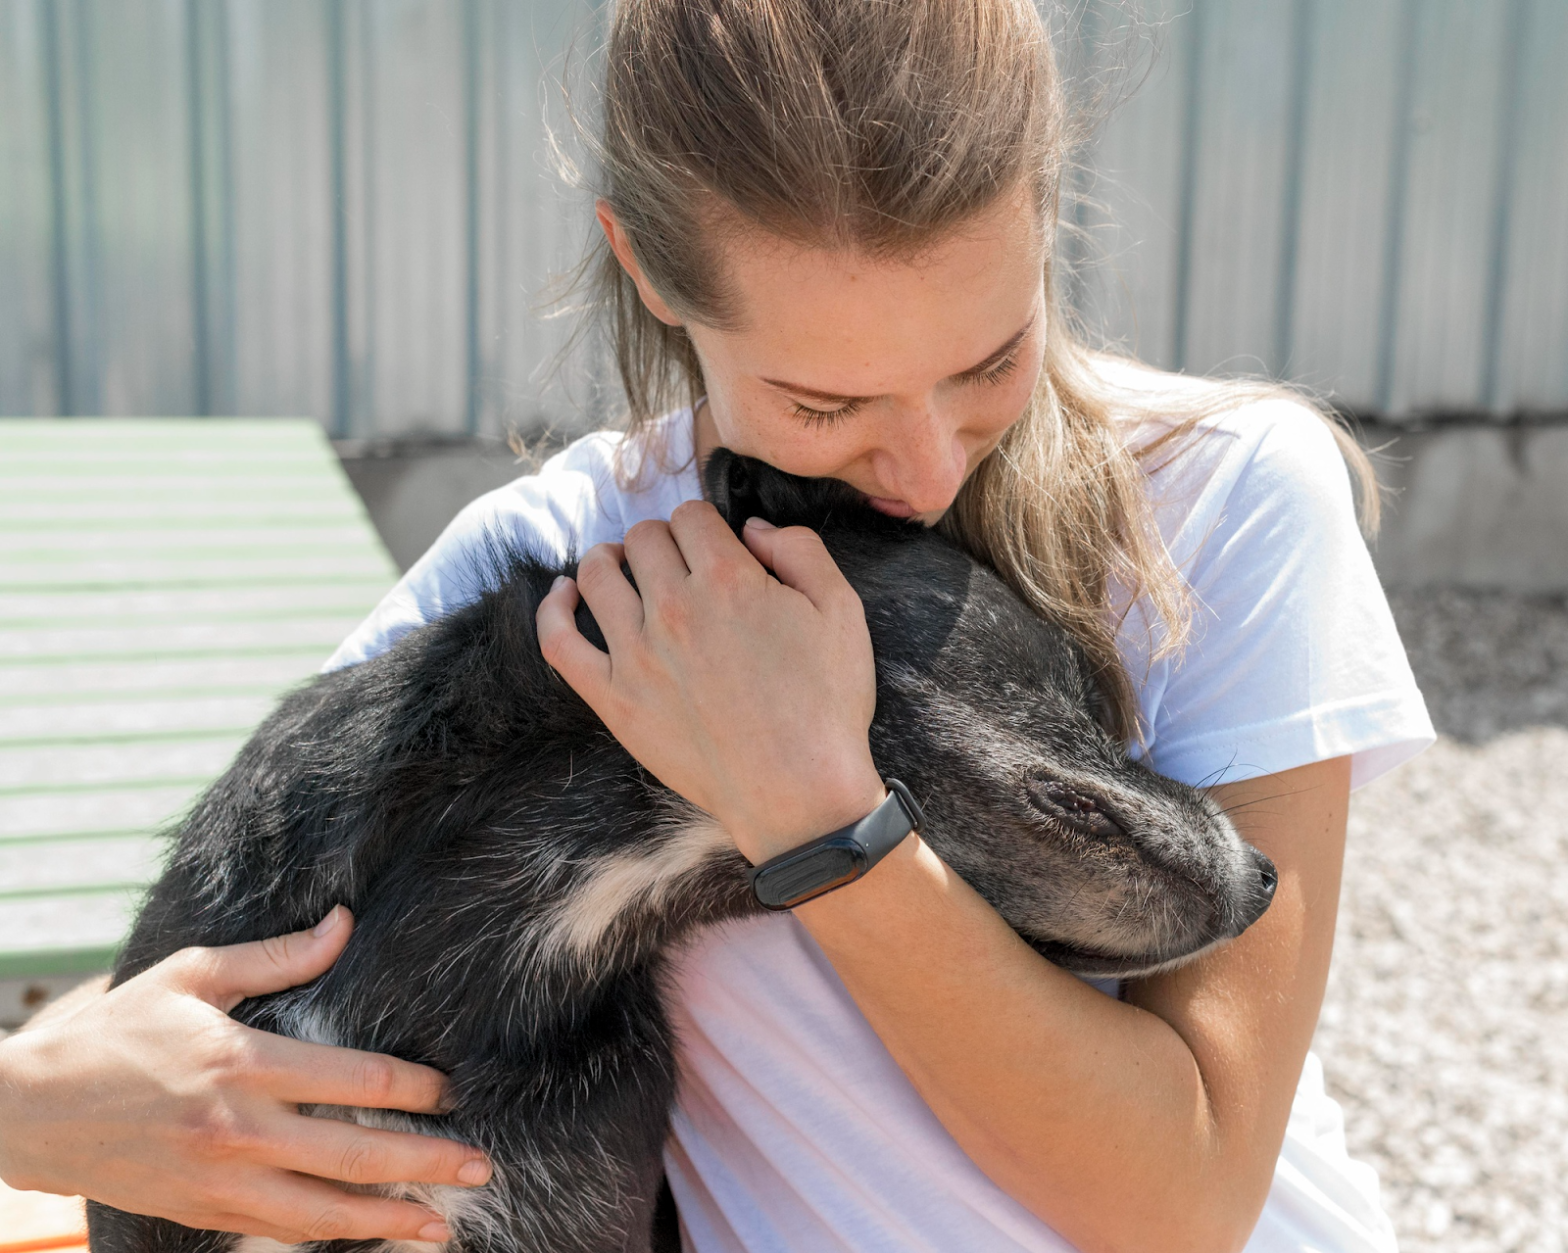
[327,392,1433,1253]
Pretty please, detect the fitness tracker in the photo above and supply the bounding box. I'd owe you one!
[749,779,925,911]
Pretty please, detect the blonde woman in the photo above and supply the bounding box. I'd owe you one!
[0,2,1432,1249]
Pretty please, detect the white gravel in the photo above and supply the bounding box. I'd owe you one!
[1314,589,1568,1253]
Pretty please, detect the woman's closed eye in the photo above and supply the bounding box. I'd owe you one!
[788,356,1019,428]
[791,397,867,428]
[966,354,1019,387]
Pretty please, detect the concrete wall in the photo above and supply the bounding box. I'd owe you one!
[1369,422,1568,591]
[337,422,1568,591]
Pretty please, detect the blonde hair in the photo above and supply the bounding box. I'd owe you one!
[582,0,1376,743]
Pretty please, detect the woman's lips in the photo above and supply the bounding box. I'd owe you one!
[866,496,916,518]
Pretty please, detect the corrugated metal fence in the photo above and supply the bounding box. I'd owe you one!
[1,0,1565,437]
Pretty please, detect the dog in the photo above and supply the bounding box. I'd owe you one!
[88,450,1277,1253]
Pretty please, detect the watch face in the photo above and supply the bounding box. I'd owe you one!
[752,837,867,910]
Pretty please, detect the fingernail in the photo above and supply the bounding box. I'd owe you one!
[551,574,572,592]
[417,1220,452,1242]
[311,906,342,937]
[457,1157,492,1185]
[744,516,776,531]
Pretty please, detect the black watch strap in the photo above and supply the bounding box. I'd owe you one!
[749,780,925,912]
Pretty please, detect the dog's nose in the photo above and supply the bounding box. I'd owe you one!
[1229,846,1278,935]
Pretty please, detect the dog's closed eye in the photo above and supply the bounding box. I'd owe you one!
[1025,779,1125,840]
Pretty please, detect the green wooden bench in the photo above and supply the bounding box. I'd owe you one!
[0,419,399,1021]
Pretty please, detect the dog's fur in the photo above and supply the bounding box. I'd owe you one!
[88,452,1276,1253]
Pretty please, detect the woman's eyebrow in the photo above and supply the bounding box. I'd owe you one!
[761,316,1036,404]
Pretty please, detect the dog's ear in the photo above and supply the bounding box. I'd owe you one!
[702,448,764,534]
[702,448,894,535]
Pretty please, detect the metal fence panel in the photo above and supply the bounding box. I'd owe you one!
[1,0,1564,430]
[0,3,54,416]
[1495,0,1568,412]
[1287,0,1406,405]
[224,0,335,428]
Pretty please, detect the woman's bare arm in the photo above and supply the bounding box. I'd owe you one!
[796,757,1348,1253]
[0,908,492,1245]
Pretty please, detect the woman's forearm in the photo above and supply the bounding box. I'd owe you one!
[794,757,1350,1253]
[796,836,1248,1253]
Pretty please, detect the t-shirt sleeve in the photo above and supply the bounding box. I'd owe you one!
[1135,402,1434,791]
[323,432,626,670]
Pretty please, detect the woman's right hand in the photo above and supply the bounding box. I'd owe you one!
[0,906,490,1245]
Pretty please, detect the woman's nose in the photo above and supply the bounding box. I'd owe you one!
[872,404,970,515]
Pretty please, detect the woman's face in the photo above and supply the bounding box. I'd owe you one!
[600,189,1046,524]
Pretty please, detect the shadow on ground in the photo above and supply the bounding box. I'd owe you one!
[1389,587,1568,740]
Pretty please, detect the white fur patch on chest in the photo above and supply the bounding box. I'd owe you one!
[528,810,733,969]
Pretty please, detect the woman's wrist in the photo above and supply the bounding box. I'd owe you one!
[727,760,887,864]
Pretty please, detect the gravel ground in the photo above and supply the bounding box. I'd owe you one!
[1315,588,1568,1253]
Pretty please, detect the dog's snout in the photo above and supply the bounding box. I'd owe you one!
[1025,778,1125,840]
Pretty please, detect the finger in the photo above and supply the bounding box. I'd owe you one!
[261,1111,492,1189]
[621,517,695,598]
[666,499,754,579]
[207,1171,452,1245]
[572,542,646,649]
[163,906,354,1012]
[536,574,614,707]
[741,518,859,615]
[247,1030,454,1116]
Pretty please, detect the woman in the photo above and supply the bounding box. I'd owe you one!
[0,1,1433,1249]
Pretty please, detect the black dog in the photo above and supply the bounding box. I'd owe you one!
[89,451,1276,1253]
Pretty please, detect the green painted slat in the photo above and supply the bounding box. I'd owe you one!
[4,539,383,563]
[0,947,121,980]
[0,696,278,743]
[0,786,200,841]
[0,777,214,798]
[0,836,168,896]
[3,450,332,466]
[0,738,248,791]
[0,683,293,711]
[0,606,373,630]
[6,526,382,553]
[0,418,324,447]
[0,617,365,660]
[0,577,388,594]
[0,586,383,621]
[0,555,397,585]
[1,485,370,504]
[2,476,355,498]
[16,728,259,749]
[0,656,316,701]
[0,511,365,530]
[0,829,176,847]
[3,645,332,668]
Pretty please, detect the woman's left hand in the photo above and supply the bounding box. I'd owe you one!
[535,501,885,863]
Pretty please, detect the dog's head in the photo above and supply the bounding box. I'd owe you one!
[704,449,1275,978]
